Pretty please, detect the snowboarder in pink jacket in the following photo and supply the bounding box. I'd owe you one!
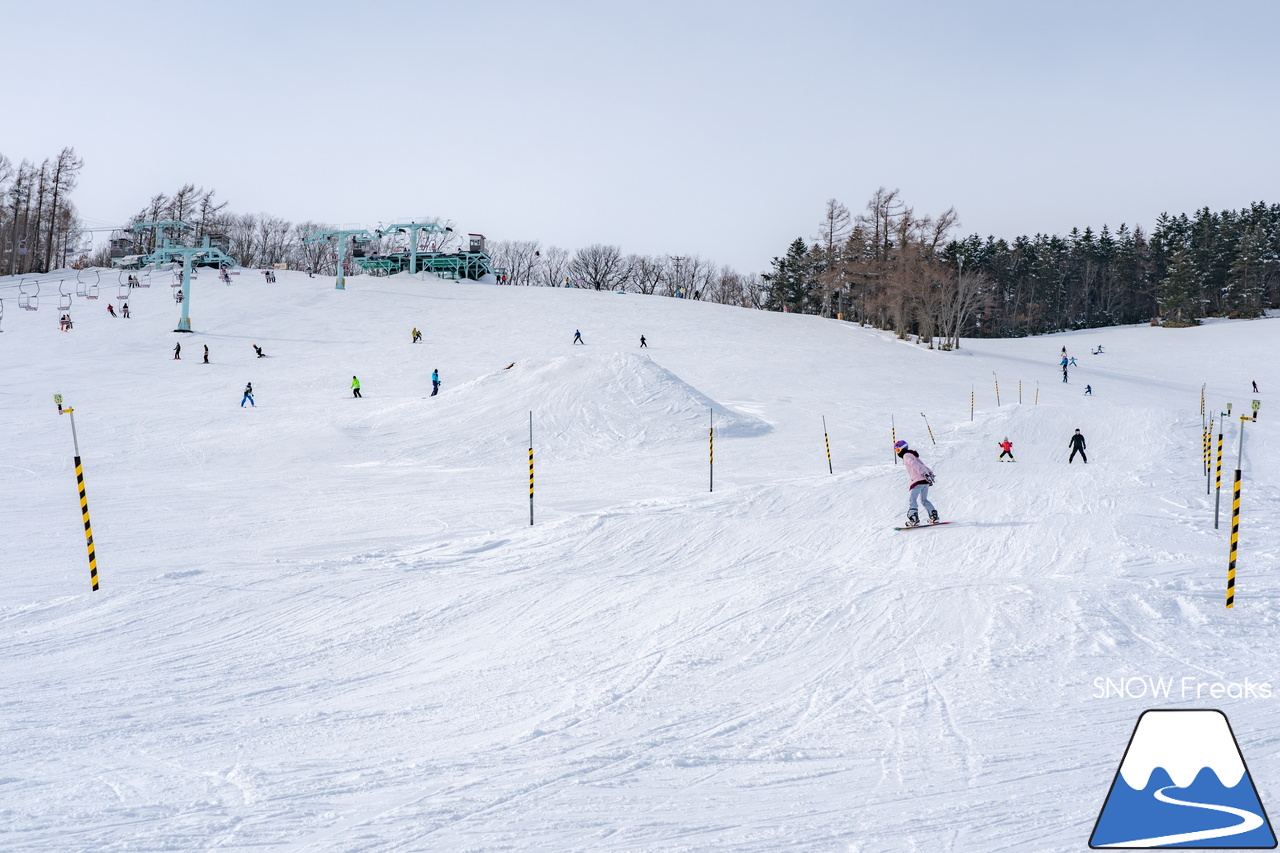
[895,440,940,526]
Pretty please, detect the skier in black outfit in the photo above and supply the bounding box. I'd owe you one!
[573,330,584,345]
[254,344,265,358]
[1068,429,1087,463]
[640,335,647,348]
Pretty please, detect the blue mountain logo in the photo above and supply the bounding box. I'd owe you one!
[1091,709,1276,848]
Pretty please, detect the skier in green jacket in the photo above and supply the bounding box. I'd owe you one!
[351,376,362,398]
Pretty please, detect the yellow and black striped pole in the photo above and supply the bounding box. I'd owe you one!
[528,411,534,526]
[1035,382,1039,406]
[1018,380,1022,405]
[1205,417,1213,493]
[994,372,1001,406]
[1213,417,1224,528]
[970,385,974,421]
[921,412,936,445]
[1227,415,1247,608]
[1228,468,1240,608]
[1201,385,1207,474]
[709,408,714,492]
[891,415,897,465]
[823,416,832,474]
[55,395,98,591]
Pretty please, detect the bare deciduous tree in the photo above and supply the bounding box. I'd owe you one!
[537,246,570,288]
[488,239,542,286]
[570,243,627,290]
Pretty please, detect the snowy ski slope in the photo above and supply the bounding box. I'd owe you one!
[1,269,1278,851]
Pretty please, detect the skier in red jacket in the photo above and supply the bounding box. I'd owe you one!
[998,438,1015,461]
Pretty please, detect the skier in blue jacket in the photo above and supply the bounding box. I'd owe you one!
[431,368,440,396]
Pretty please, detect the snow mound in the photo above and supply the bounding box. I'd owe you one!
[431,351,770,457]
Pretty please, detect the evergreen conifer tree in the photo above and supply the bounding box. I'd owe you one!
[763,238,817,313]
[1159,246,1202,325]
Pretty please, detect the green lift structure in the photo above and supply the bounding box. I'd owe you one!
[353,231,501,280]
[305,228,375,290]
[376,220,453,274]
[135,221,237,333]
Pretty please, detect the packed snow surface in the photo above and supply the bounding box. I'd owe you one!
[2,269,1278,851]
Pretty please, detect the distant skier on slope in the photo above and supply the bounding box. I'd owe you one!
[998,438,1015,461]
[894,440,940,527]
[431,368,440,396]
[640,335,647,348]
[573,329,584,345]
[241,382,254,407]
[107,303,116,318]
[351,376,362,398]
[1069,356,1078,366]
[1084,385,1093,395]
[1062,367,1069,383]
[1253,381,1259,393]
[203,345,210,364]
[412,328,422,343]
[173,342,181,360]
[254,344,265,358]
[1069,429,1087,464]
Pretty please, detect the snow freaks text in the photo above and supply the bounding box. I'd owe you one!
[1092,676,1272,700]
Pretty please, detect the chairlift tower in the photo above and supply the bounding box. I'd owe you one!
[376,221,453,275]
[142,235,237,332]
[305,229,375,289]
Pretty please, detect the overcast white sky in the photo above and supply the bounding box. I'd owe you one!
[6,0,1279,272]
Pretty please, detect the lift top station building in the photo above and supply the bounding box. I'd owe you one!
[352,222,501,281]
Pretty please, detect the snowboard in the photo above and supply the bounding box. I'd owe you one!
[893,522,957,531]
